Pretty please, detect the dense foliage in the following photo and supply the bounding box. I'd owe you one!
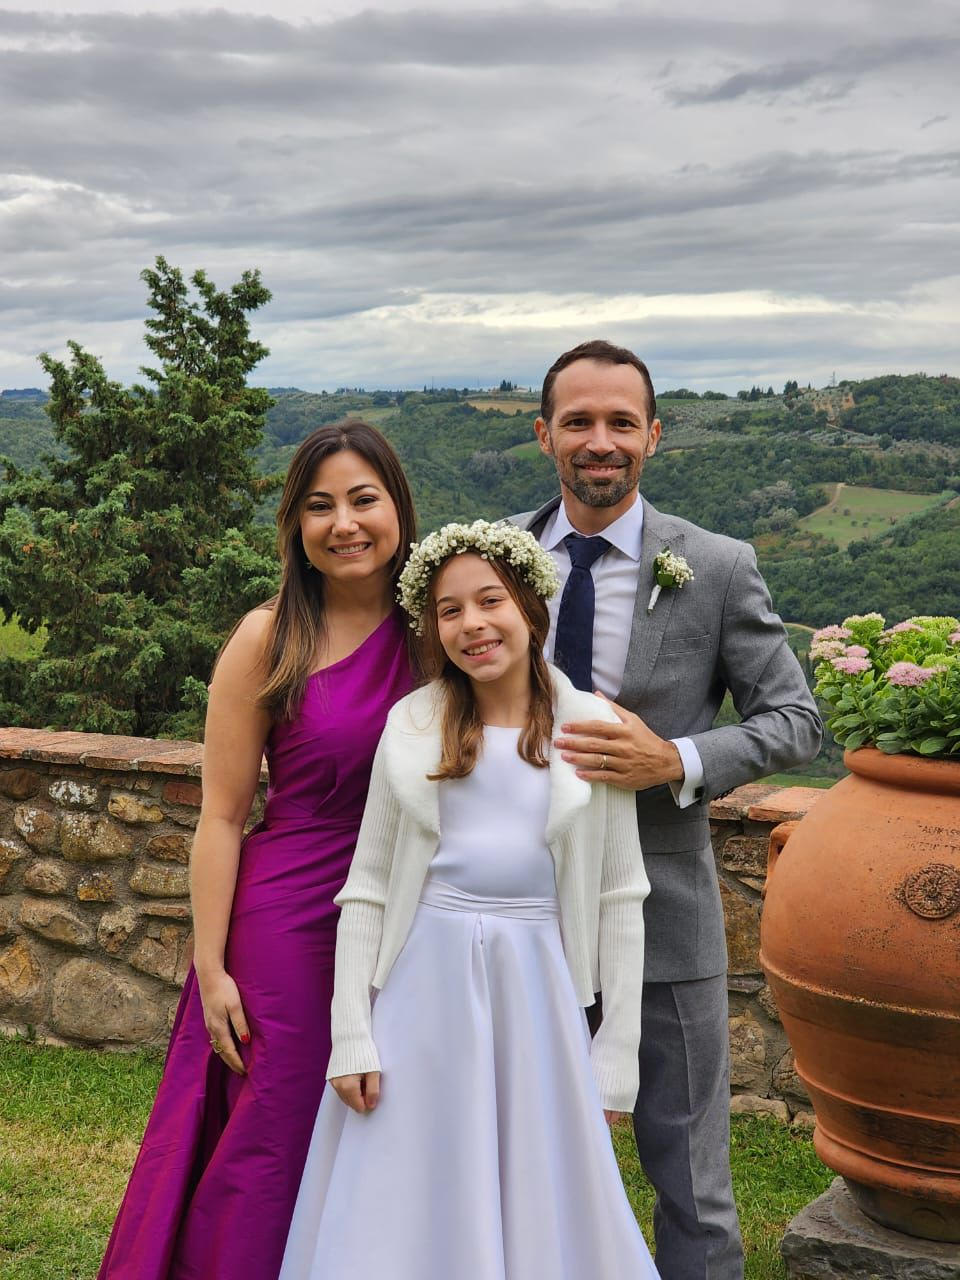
[0,258,280,738]
[841,374,960,445]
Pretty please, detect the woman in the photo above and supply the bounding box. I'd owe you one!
[280,521,658,1279]
[99,420,417,1280]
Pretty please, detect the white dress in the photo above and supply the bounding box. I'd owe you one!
[279,726,659,1280]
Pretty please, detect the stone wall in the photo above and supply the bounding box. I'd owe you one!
[0,726,824,1118]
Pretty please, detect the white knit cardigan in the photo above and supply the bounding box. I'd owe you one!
[327,666,651,1112]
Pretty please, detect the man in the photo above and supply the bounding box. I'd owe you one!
[513,340,821,1280]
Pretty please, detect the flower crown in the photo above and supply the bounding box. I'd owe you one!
[397,519,560,634]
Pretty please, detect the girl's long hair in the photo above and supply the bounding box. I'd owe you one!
[418,555,554,780]
[257,419,417,720]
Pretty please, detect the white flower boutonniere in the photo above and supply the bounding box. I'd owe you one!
[647,548,694,613]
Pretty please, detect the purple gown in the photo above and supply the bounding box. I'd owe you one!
[98,611,412,1280]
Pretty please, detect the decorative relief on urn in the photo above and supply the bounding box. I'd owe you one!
[901,863,960,920]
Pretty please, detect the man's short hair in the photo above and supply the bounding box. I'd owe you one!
[540,339,657,425]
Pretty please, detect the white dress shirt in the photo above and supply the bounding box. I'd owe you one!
[540,496,704,808]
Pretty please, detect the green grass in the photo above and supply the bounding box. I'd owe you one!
[0,1037,831,1278]
[799,484,948,548]
[760,772,836,789]
[0,617,45,661]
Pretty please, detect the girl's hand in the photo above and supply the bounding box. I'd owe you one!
[197,967,250,1076]
[605,1109,628,1126]
[331,1072,381,1113]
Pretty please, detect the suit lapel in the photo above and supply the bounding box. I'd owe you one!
[617,499,685,706]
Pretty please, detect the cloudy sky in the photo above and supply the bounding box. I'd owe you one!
[1,0,958,394]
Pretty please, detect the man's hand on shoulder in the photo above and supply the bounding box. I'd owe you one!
[555,696,684,791]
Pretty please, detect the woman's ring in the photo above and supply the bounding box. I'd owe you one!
[210,1038,223,1055]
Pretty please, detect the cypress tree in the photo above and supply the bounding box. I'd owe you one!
[0,257,281,738]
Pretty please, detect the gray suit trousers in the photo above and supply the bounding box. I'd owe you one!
[633,977,744,1280]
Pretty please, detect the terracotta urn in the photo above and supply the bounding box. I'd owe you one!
[760,746,960,1242]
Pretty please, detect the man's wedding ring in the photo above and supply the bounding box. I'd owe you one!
[598,753,607,772]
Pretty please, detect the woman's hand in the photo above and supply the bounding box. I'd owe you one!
[331,1072,381,1113]
[197,967,250,1076]
[605,1109,628,1126]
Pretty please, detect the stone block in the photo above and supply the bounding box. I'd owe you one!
[0,768,42,799]
[774,1048,812,1109]
[747,786,826,825]
[728,1009,767,1090]
[51,958,164,1042]
[97,906,138,955]
[76,872,116,903]
[0,899,15,937]
[141,901,192,920]
[146,832,191,864]
[48,779,99,809]
[61,813,134,862]
[20,898,93,949]
[129,861,189,899]
[24,859,71,896]
[719,879,762,975]
[721,834,768,877]
[0,838,25,889]
[781,1178,960,1278]
[108,793,164,825]
[757,984,783,1024]
[0,936,46,1016]
[130,923,191,985]
[791,1110,817,1132]
[162,781,203,808]
[709,782,780,822]
[13,805,59,853]
[730,1093,790,1122]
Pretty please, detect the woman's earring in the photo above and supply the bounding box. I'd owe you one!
[304,557,314,571]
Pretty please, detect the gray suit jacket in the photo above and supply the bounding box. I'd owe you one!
[516,495,822,982]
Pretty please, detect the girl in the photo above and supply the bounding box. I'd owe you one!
[99,421,417,1280]
[280,520,659,1279]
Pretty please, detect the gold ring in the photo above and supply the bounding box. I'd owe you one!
[599,754,607,771]
[210,1038,222,1055]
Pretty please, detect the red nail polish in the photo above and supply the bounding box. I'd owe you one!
[240,1033,251,1045]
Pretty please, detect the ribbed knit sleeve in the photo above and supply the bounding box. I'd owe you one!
[590,785,650,1112]
[326,732,402,1081]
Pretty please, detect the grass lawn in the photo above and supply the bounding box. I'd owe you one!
[0,1037,831,1278]
[799,483,948,549]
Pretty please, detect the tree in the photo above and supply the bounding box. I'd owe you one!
[0,257,281,739]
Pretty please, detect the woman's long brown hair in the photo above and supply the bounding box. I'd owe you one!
[257,419,417,720]
[418,555,554,780]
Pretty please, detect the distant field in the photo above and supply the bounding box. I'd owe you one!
[467,398,538,413]
[799,484,949,548]
[506,440,544,459]
[0,616,45,660]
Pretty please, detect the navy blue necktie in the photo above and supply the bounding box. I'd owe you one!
[554,534,610,691]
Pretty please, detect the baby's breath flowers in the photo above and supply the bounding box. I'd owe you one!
[647,549,695,614]
[397,519,560,634]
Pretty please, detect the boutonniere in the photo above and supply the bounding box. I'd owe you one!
[647,549,694,613]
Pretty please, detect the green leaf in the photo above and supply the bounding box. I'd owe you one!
[917,736,949,755]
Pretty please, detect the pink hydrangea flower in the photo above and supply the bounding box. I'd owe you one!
[811,639,848,661]
[885,662,945,687]
[812,625,852,642]
[949,631,960,646]
[890,621,922,634]
[831,655,872,675]
[844,645,869,657]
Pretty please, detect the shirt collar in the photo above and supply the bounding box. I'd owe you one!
[542,494,644,561]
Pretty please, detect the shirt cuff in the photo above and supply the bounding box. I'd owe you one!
[668,737,704,809]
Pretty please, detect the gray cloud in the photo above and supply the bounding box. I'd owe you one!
[1,0,959,391]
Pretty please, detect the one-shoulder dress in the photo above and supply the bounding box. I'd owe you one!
[98,611,412,1280]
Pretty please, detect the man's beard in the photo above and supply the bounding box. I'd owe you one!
[561,454,640,508]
